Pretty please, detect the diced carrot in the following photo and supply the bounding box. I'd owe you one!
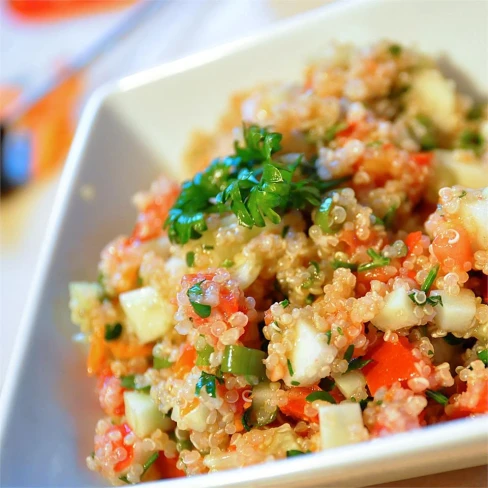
[107,341,154,360]
[87,329,108,376]
[432,226,473,270]
[411,152,434,166]
[173,345,197,378]
[362,337,418,396]
[405,231,423,254]
[337,122,357,139]
[155,453,185,479]
[279,386,321,422]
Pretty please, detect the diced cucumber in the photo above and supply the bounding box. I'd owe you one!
[263,424,300,455]
[120,286,175,344]
[457,189,488,252]
[249,382,278,427]
[172,403,210,433]
[371,288,419,331]
[319,402,365,449]
[231,252,263,289]
[124,391,173,438]
[431,289,477,334]
[334,371,367,400]
[69,282,104,332]
[285,318,338,387]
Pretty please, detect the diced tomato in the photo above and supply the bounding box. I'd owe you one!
[337,122,356,139]
[447,382,488,419]
[405,231,423,254]
[94,423,134,472]
[279,386,321,422]
[432,226,473,270]
[362,337,418,396]
[155,453,185,479]
[411,152,434,166]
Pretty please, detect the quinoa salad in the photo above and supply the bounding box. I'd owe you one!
[69,41,488,485]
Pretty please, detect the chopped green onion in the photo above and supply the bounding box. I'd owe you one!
[286,450,310,457]
[306,391,336,404]
[331,260,358,271]
[221,345,266,379]
[196,343,214,366]
[187,280,212,318]
[153,356,173,370]
[382,205,397,230]
[280,299,290,308]
[141,452,159,479]
[315,197,335,234]
[281,225,290,238]
[389,44,402,56]
[287,359,294,377]
[443,333,464,346]
[344,345,354,362]
[347,358,373,372]
[120,375,151,393]
[186,251,195,267]
[195,372,222,398]
[291,380,300,386]
[104,323,122,341]
[426,389,448,406]
[202,244,214,250]
[222,259,234,268]
[477,349,488,366]
[357,248,390,272]
[421,264,439,293]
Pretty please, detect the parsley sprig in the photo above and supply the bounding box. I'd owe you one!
[357,248,390,272]
[165,125,349,244]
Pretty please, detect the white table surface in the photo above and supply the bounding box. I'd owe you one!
[0,1,486,486]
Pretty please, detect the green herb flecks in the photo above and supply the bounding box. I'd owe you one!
[467,104,484,121]
[291,381,301,386]
[302,261,320,289]
[426,389,449,406]
[358,248,390,272]
[242,408,252,431]
[477,349,488,366]
[222,259,234,268]
[104,323,122,341]
[186,251,195,267]
[389,44,402,56]
[458,129,484,155]
[422,264,439,293]
[331,259,358,271]
[280,299,290,308]
[281,225,290,238]
[195,372,223,398]
[347,358,373,372]
[415,114,437,151]
[323,122,348,142]
[325,331,332,344]
[382,205,397,230]
[344,345,355,362]
[287,359,295,377]
[286,450,310,457]
[306,391,336,404]
[187,280,212,318]
[196,342,214,367]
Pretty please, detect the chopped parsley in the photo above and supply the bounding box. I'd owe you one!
[415,114,437,150]
[104,323,122,341]
[306,391,336,404]
[302,261,320,289]
[202,244,214,250]
[120,375,151,393]
[459,190,467,198]
[287,359,295,377]
[187,280,211,318]
[165,125,348,244]
[344,345,355,362]
[186,251,195,267]
[222,259,234,268]
[357,248,390,272]
[477,349,488,366]
[426,389,449,406]
[242,408,252,431]
[121,451,159,482]
[347,357,373,372]
[458,129,484,155]
[409,264,442,307]
[291,380,301,386]
[324,331,332,344]
[422,264,439,293]
[281,225,290,238]
[389,44,402,56]
[305,294,315,305]
[286,450,310,457]
[195,372,223,398]
[382,205,397,230]
[366,140,383,147]
[280,299,290,308]
[409,291,443,308]
[467,104,484,121]
[337,327,343,336]
[196,342,214,367]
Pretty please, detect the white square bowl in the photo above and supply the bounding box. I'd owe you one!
[1,0,487,486]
